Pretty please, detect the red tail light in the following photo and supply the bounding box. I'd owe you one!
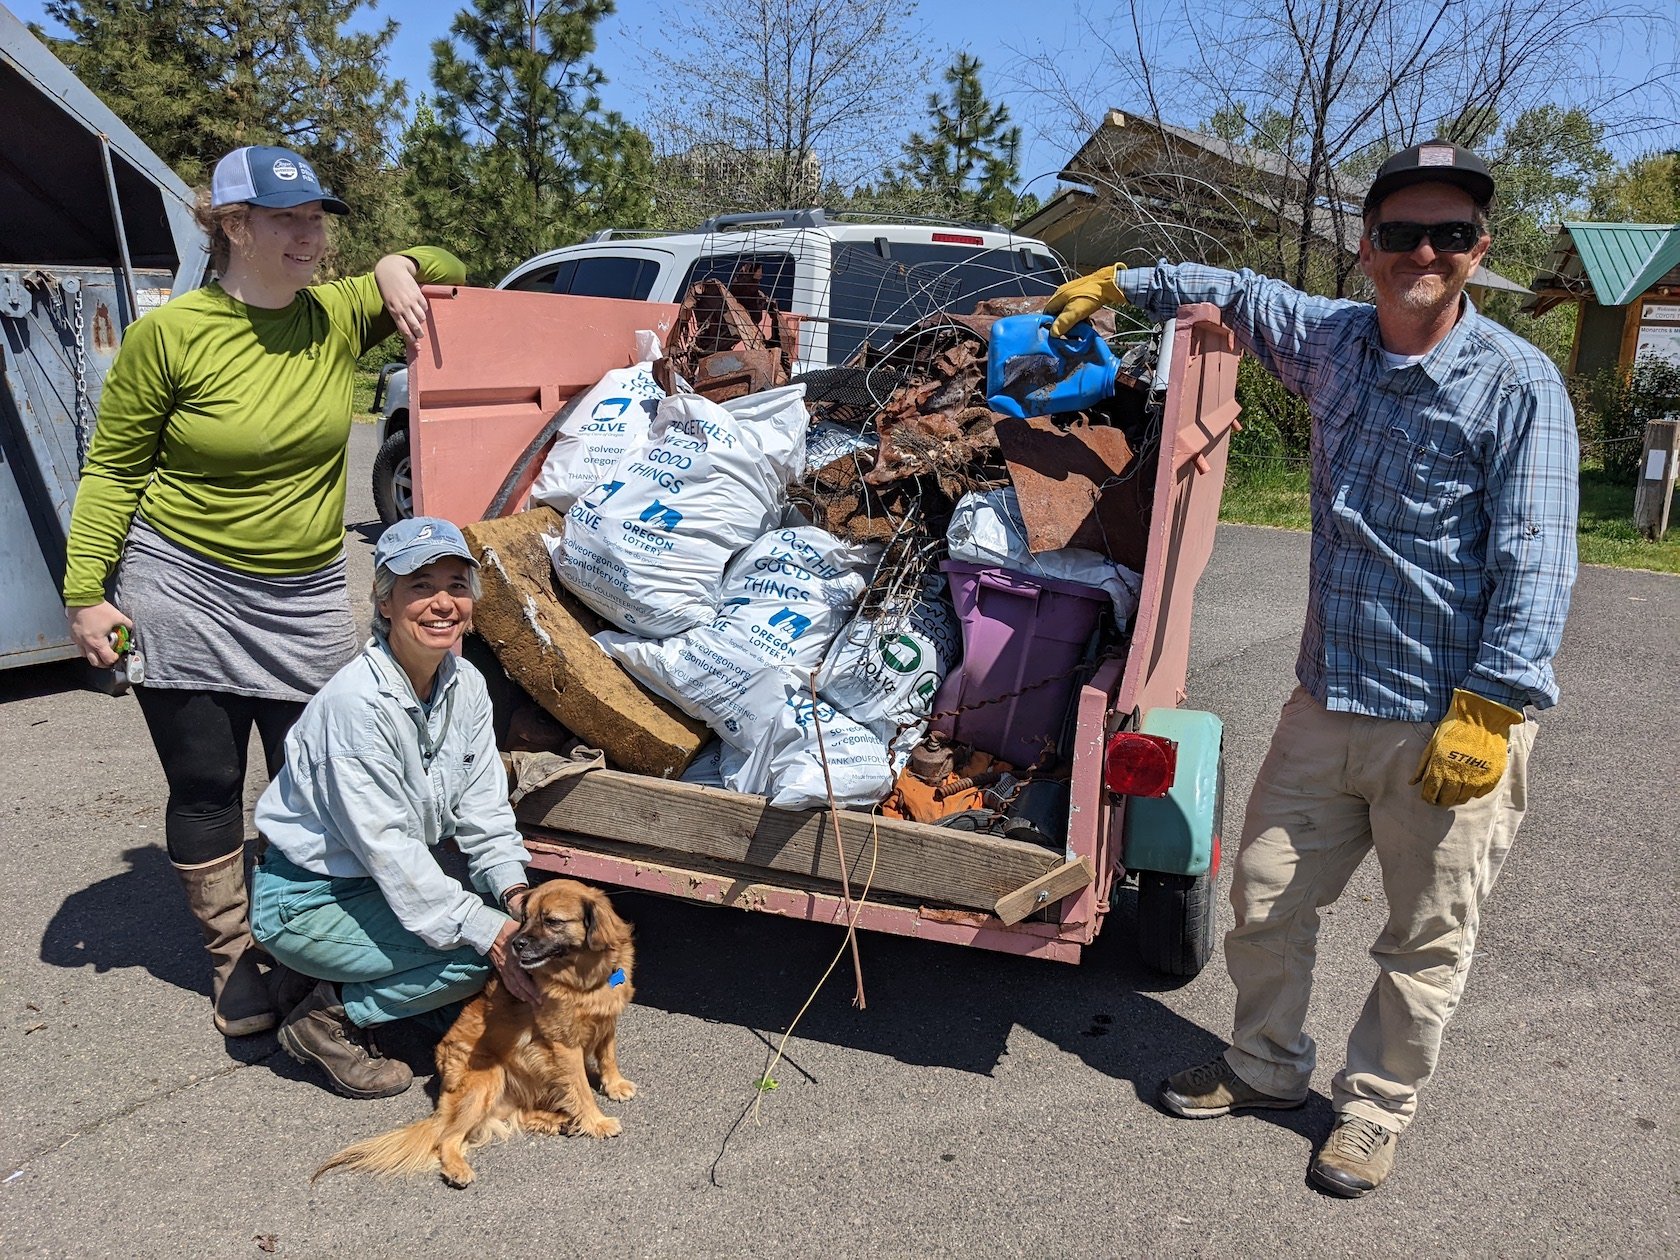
[1104,731,1178,798]
[931,232,985,245]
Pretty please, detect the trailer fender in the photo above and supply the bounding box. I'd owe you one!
[1120,708,1223,878]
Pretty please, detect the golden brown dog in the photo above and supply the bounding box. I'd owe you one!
[313,879,635,1187]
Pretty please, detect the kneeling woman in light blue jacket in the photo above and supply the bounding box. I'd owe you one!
[252,517,541,1099]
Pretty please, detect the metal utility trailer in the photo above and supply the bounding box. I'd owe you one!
[0,7,207,670]
[408,283,1240,972]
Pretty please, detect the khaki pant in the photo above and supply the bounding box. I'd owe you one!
[1222,686,1535,1133]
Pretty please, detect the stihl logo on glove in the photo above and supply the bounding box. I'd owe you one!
[1412,690,1524,808]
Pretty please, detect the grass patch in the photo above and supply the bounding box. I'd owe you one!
[1576,468,1680,573]
[352,365,380,424]
[1220,462,1680,573]
[1220,459,1311,530]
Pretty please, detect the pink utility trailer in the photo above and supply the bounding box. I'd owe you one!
[407,284,1241,974]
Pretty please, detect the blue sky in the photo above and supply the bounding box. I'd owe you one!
[14,0,1677,197]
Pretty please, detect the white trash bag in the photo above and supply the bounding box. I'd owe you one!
[595,525,872,748]
[551,385,811,636]
[728,681,894,811]
[529,330,665,512]
[818,572,959,734]
[947,487,1142,624]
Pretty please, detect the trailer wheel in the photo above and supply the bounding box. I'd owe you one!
[1135,755,1225,977]
[372,427,413,525]
[1136,871,1216,977]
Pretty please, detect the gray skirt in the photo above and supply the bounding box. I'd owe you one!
[115,517,357,701]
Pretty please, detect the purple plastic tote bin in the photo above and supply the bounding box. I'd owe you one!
[932,561,1107,769]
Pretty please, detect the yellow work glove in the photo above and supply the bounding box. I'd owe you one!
[1044,264,1126,337]
[1411,689,1524,808]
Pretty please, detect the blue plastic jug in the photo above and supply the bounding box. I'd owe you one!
[986,313,1120,419]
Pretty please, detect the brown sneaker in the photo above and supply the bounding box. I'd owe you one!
[1310,1115,1398,1197]
[1157,1055,1306,1119]
[276,980,413,1100]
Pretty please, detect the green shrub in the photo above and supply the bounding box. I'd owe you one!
[1568,359,1680,482]
[1231,353,1312,466]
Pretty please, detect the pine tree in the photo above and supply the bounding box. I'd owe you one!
[896,53,1024,225]
[404,0,652,282]
[41,0,408,274]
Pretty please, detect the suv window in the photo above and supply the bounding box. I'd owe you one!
[563,256,659,300]
[827,243,1063,364]
[675,251,798,312]
[501,256,659,299]
[504,264,561,293]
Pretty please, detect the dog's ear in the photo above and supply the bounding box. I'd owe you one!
[582,888,630,952]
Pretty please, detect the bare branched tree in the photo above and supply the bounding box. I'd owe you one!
[1017,0,1678,296]
[634,0,933,222]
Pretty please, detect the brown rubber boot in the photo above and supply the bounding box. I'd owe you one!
[277,980,413,1099]
[173,851,280,1037]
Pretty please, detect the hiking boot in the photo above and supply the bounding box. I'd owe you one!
[277,980,412,1100]
[268,964,316,1021]
[1157,1055,1306,1119]
[1310,1114,1398,1197]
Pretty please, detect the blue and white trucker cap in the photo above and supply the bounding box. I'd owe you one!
[210,145,350,215]
[373,517,478,576]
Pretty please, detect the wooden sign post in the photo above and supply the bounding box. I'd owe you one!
[1633,418,1679,542]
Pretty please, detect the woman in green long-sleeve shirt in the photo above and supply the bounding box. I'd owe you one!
[61,145,467,1050]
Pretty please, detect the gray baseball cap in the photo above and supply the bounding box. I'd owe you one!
[373,517,477,575]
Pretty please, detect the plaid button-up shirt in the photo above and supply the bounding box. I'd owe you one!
[1122,263,1578,723]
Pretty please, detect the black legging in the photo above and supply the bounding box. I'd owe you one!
[134,688,305,866]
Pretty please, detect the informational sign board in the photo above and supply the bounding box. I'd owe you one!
[1637,301,1680,367]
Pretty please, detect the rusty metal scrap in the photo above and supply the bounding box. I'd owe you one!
[656,275,794,401]
[994,414,1153,572]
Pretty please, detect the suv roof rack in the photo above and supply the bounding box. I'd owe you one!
[578,208,1031,244]
[689,209,832,232]
[820,209,1014,234]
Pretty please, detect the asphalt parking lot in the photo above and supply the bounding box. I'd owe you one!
[2,423,1676,1257]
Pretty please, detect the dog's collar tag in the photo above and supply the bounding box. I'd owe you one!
[608,967,626,988]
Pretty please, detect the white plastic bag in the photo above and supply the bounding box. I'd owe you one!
[529,330,665,512]
[594,525,871,748]
[728,681,894,810]
[551,386,811,636]
[803,420,877,474]
[818,573,959,734]
[947,487,1142,624]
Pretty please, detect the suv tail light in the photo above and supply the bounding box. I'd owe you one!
[932,232,985,245]
[1104,731,1178,798]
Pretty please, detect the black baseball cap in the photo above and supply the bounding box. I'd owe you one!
[1363,139,1495,214]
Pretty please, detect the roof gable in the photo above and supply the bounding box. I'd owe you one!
[1558,222,1680,305]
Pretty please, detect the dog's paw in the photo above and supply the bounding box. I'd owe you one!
[578,1113,622,1139]
[440,1165,475,1190]
[603,1077,636,1102]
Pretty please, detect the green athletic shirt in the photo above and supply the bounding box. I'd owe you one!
[62,247,467,606]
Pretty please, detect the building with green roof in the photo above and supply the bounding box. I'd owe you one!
[1526,223,1680,375]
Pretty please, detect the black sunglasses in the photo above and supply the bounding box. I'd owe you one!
[1369,221,1483,254]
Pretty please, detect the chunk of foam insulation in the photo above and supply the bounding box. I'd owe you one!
[462,508,708,777]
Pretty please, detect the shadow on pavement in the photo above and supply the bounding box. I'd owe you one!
[40,844,205,994]
[607,885,1333,1139]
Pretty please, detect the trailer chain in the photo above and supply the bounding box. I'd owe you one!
[67,280,91,467]
[28,274,94,467]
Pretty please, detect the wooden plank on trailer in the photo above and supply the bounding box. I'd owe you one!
[992,856,1094,925]
[514,769,1062,911]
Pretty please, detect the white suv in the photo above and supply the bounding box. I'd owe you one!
[371,209,1066,523]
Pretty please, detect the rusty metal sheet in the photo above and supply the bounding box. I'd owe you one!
[994,414,1152,572]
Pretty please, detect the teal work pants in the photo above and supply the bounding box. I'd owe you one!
[251,848,494,1028]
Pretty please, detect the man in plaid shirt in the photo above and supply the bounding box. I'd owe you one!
[1047,140,1579,1197]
